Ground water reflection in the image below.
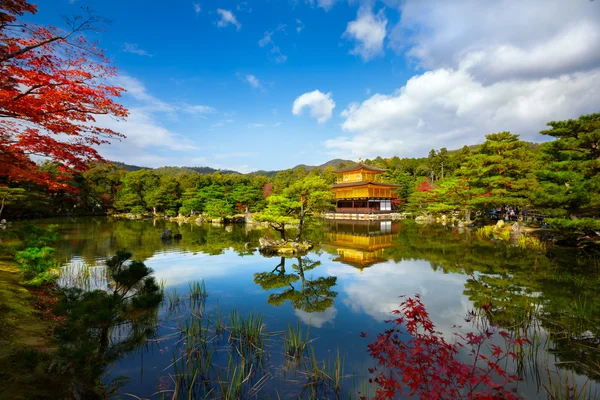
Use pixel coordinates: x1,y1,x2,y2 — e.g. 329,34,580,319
323,219,397,271
10,217,599,396
254,256,338,313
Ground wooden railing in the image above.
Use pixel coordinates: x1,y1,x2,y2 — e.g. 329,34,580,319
336,207,392,214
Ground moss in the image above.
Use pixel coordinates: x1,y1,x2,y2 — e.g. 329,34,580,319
0,262,72,399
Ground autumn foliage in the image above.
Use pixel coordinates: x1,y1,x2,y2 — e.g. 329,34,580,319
0,1,127,190
362,295,525,399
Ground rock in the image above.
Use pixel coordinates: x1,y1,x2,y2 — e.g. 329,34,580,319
195,217,205,225
512,222,523,232
225,225,233,233
441,215,447,221
457,221,465,228
160,229,173,239
0,219,6,225
259,237,270,247
244,242,252,249
173,233,182,240
496,220,505,229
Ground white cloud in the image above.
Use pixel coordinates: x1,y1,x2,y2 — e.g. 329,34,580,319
296,19,304,33
97,109,196,152
326,260,472,338
247,123,266,128
306,0,337,11
389,0,600,82
110,75,174,112
292,90,336,123
210,119,234,128
216,9,241,30
295,307,337,328
122,43,152,57
343,7,387,61
327,68,600,158
258,25,288,63
245,74,260,88
326,0,600,159
182,105,216,114
192,2,201,15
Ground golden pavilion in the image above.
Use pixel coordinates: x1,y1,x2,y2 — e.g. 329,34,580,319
332,162,400,213
325,219,397,271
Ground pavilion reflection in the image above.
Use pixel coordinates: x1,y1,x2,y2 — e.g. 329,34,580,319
324,219,399,272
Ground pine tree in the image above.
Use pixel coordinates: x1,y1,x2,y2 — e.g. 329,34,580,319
535,112,600,232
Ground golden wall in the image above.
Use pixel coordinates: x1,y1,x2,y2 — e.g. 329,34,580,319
334,186,393,199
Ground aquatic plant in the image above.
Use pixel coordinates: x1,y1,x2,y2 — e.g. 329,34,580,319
284,321,311,360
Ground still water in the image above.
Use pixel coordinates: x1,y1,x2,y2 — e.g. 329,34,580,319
40,217,600,398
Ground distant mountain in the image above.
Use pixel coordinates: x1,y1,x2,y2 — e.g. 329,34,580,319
109,162,241,175
250,159,354,177
110,158,356,177
291,158,354,171
110,161,144,172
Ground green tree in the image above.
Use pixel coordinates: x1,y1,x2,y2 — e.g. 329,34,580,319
284,175,333,241
459,132,537,211
114,169,160,213
254,194,300,239
534,113,600,232
0,186,25,218
145,175,182,215
229,184,263,213
204,198,235,218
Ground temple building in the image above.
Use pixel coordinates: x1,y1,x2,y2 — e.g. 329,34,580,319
332,162,400,214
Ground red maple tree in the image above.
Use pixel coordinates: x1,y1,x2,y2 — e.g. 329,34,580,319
362,295,525,399
0,0,127,190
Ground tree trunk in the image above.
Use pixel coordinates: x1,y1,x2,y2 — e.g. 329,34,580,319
99,326,110,358
0,197,4,219
296,206,305,242
465,208,471,223
273,223,286,240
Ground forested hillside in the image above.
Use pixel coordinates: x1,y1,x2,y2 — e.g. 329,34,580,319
1,113,598,232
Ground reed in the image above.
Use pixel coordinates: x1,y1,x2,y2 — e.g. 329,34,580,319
189,280,208,305
228,309,266,350
543,365,597,400
165,288,182,309
284,322,310,360
303,346,344,395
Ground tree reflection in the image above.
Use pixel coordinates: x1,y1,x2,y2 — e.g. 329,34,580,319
54,251,163,398
254,256,338,313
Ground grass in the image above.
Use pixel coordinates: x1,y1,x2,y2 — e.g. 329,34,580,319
0,261,72,399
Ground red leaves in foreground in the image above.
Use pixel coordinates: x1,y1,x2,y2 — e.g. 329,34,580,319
362,295,526,400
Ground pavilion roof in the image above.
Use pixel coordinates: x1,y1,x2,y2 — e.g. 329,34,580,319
332,181,401,188
333,163,387,174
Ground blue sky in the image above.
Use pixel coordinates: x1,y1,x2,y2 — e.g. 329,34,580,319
35,0,600,172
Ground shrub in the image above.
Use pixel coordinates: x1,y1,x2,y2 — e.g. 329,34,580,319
362,295,525,399
129,206,146,215
15,246,58,286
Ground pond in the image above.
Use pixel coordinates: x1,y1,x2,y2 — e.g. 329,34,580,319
27,217,600,398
